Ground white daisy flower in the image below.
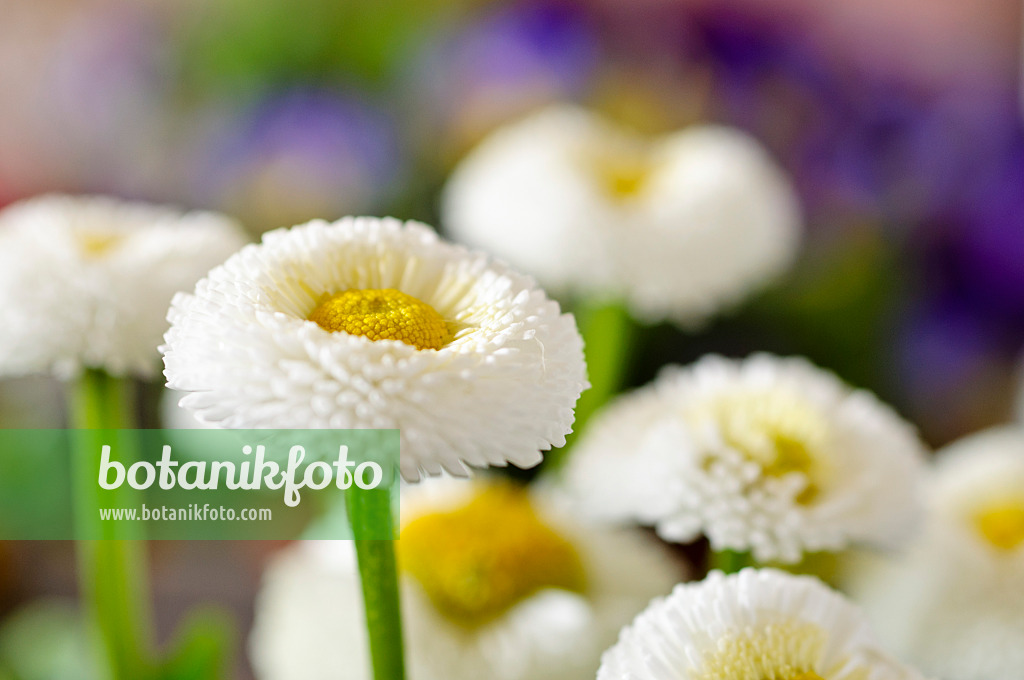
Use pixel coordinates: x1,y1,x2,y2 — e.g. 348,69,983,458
162,216,587,481
563,354,927,563
597,568,927,680
848,426,1024,680
441,105,802,326
249,479,681,680
0,194,248,379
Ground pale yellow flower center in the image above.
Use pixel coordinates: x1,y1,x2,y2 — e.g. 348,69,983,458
599,156,650,198
973,498,1024,551
692,391,832,503
308,288,449,351
398,485,587,627
77,230,124,256
586,142,653,200
695,621,831,680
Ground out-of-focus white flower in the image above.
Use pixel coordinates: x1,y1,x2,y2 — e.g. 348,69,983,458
597,568,926,680
849,426,1024,680
162,216,587,482
0,194,247,379
563,354,927,563
249,479,680,680
441,105,802,326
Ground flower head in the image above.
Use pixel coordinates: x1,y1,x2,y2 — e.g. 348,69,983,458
597,568,926,680
162,216,587,481
849,426,1024,680
442,105,802,326
250,478,680,680
0,194,247,378
563,354,927,563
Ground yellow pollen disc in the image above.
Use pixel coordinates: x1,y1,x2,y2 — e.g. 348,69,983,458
398,485,587,628
694,392,831,504
694,621,828,680
601,159,649,197
308,288,449,351
77,231,123,256
586,143,652,200
973,500,1024,551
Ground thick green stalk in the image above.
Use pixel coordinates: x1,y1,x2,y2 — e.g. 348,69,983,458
346,486,404,680
70,369,155,680
547,299,634,471
708,549,751,575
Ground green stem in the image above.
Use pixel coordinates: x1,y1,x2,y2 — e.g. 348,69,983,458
70,369,155,680
547,299,634,471
708,549,751,575
346,487,405,680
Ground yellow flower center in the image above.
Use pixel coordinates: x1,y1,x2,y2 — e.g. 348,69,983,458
692,392,832,504
586,142,653,200
973,499,1024,551
600,158,650,197
695,621,830,680
398,485,587,628
308,288,449,350
77,230,124,256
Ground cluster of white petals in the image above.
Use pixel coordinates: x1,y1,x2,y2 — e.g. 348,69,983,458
0,194,248,378
564,354,927,563
442,105,802,326
250,479,680,680
162,216,588,481
849,426,1024,680
597,568,926,680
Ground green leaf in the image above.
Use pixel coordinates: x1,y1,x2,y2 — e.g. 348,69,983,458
158,609,236,680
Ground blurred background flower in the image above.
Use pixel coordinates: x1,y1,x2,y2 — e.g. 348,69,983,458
403,3,601,164
847,426,1024,680
442,105,802,325
0,195,246,379
0,1,174,201
185,89,402,234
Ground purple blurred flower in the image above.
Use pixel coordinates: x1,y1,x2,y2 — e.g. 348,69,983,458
892,297,1017,441
942,150,1024,321
407,2,600,158
676,4,1024,432
190,89,402,232
0,2,171,199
